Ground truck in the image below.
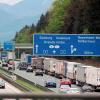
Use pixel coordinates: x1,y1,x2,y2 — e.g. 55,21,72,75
26,54,33,64
76,65,92,86
55,60,68,79
76,66,100,90
86,67,100,89
20,53,32,64
20,52,27,62
66,62,82,83
43,58,56,75
1,51,8,60
31,57,44,70
7,51,15,60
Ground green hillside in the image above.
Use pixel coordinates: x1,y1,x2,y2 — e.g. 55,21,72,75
14,0,100,43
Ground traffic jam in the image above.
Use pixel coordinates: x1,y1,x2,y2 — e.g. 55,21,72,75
0,52,100,94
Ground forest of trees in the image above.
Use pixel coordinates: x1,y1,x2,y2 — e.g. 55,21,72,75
14,0,100,59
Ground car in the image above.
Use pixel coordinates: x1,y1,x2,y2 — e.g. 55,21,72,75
2,61,8,67
26,66,33,72
59,85,70,93
8,64,15,70
7,60,15,70
0,79,5,89
60,79,71,87
35,69,43,76
67,88,81,94
45,79,57,88
18,62,28,70
81,84,93,92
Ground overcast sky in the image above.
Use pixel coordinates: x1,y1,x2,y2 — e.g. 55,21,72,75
0,0,54,43
0,0,23,6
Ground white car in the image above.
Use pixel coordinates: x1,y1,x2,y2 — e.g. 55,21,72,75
0,79,5,89
59,85,70,93
67,88,81,94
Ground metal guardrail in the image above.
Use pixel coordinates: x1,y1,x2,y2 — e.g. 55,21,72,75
0,67,53,92
0,93,100,100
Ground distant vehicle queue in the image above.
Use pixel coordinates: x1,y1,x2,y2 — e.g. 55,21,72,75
20,53,100,91
0,52,100,91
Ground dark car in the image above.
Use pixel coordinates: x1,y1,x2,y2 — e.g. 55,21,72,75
82,84,94,92
26,66,33,72
35,69,43,76
45,79,57,88
8,64,15,70
18,62,28,70
2,61,8,67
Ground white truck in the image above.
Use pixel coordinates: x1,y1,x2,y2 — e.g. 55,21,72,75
76,65,92,86
43,58,56,75
86,67,100,89
76,65,100,90
67,62,82,83
55,60,68,78
7,52,15,60
20,52,27,62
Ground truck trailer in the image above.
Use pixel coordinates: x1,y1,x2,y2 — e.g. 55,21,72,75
31,57,44,70
55,60,68,79
76,65,92,86
43,58,56,75
76,65,100,90
67,62,82,83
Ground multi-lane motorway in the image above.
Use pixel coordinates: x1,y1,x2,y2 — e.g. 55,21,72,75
1,61,99,94
13,68,79,93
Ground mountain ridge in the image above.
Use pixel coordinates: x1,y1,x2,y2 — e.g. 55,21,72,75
0,0,53,43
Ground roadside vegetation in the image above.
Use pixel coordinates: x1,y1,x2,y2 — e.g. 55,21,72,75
16,79,44,93
0,68,47,93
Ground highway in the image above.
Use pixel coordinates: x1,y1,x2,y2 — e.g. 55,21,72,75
1,65,79,93
0,78,22,94
1,61,99,94
13,68,79,93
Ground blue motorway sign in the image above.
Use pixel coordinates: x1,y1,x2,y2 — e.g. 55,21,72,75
4,41,14,51
1,51,7,57
33,34,100,56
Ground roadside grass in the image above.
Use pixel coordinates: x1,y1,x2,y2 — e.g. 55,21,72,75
0,68,45,93
16,79,44,93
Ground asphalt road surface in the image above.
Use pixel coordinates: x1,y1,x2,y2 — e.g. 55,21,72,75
0,78,22,94
2,62,100,94
13,68,79,93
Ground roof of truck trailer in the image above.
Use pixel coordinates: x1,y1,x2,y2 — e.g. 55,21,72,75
67,61,81,64
81,65,93,68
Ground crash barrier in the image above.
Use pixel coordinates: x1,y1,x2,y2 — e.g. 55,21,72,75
0,67,53,92
14,73,53,92
0,67,32,92
0,93,100,100
0,72,32,92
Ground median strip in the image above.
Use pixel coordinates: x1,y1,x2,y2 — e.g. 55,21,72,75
16,79,44,92
0,67,53,93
